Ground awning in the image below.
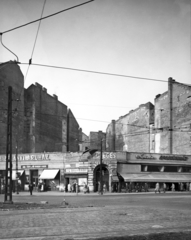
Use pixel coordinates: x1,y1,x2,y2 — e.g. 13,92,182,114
119,173,191,183
12,170,24,180
112,176,119,182
39,169,59,180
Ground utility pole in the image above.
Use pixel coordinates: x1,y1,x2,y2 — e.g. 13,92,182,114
4,86,13,204
100,138,103,195
15,142,19,194
168,77,174,154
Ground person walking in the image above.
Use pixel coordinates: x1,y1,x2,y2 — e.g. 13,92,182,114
155,182,160,193
171,183,175,192
129,182,132,193
163,183,166,193
29,182,33,195
103,183,107,193
144,182,148,192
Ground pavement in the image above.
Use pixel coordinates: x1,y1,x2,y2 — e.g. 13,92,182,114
0,191,191,239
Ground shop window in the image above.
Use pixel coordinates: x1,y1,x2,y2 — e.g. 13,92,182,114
182,167,191,173
163,166,178,172
147,165,160,172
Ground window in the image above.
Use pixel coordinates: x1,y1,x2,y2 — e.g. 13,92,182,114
182,167,191,173
163,166,177,172
147,165,160,172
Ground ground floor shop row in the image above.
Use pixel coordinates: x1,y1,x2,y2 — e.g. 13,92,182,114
1,151,191,193
1,167,191,194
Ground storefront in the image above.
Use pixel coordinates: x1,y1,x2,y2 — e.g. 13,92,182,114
117,152,191,192
64,160,89,192
1,151,191,193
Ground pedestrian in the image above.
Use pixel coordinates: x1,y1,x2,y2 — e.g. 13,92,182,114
29,182,33,195
38,182,41,192
163,183,166,193
103,183,106,193
135,183,139,193
180,182,184,191
171,183,175,192
186,182,189,191
155,182,160,193
98,181,100,193
129,182,132,193
189,182,191,191
68,183,71,192
144,182,148,192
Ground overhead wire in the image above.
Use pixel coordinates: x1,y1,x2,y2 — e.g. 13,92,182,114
15,0,47,147
1,0,94,35
18,62,168,83
0,107,191,133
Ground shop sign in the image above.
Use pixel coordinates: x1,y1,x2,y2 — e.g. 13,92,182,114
0,154,50,162
93,152,116,159
159,155,187,161
14,154,50,161
135,154,155,159
21,165,48,169
65,168,88,173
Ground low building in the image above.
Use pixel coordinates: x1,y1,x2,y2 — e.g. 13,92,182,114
1,151,191,193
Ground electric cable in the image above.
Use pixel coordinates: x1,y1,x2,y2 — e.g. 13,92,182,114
14,0,47,147
0,34,19,62
19,62,167,83
1,0,94,35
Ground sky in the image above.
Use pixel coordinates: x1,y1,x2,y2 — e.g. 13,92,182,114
0,0,191,135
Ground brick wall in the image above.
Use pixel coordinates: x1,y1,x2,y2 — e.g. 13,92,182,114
24,83,68,153
0,61,24,154
89,131,106,151
106,102,154,152
67,109,81,152
154,80,191,154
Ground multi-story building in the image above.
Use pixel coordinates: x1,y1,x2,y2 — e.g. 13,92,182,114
154,78,191,155
106,78,191,155
106,102,154,152
0,61,82,154
0,61,24,154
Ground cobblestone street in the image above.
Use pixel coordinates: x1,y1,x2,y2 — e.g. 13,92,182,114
0,192,191,239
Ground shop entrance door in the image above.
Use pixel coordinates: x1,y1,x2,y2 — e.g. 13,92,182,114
95,165,109,192
30,170,38,190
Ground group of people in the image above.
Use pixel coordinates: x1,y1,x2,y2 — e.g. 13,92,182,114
155,182,191,193
67,182,78,193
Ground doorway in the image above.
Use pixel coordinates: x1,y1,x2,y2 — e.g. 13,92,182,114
94,164,109,192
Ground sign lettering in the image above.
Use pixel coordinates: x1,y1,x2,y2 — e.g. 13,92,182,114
159,155,187,161
136,154,155,159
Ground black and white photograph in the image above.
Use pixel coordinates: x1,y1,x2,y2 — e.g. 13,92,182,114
0,0,191,239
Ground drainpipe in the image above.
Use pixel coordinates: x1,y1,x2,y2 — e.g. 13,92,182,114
168,77,174,154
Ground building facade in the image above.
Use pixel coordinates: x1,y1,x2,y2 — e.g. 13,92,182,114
1,150,191,193
106,102,154,152
106,78,191,155
154,78,191,154
0,61,83,154
0,61,24,154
